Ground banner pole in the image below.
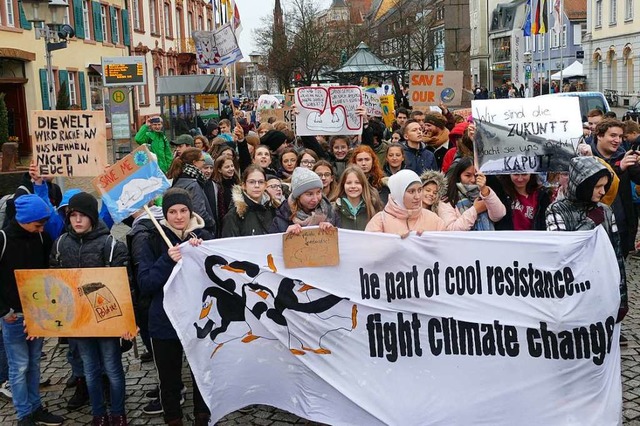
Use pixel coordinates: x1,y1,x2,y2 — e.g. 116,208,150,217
144,205,172,248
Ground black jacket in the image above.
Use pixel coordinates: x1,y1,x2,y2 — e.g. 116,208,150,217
0,220,52,316
50,221,128,269
221,186,279,237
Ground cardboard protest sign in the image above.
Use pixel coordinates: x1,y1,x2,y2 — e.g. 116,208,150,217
409,71,464,107
92,145,171,223
15,267,136,337
192,23,243,68
166,228,621,425
473,97,582,174
31,110,107,177
362,89,383,117
379,94,395,128
295,86,362,136
283,228,339,268
285,92,295,107
259,108,296,133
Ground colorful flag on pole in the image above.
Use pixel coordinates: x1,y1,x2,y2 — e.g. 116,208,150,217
532,0,540,34
540,0,548,34
233,1,242,31
552,0,562,34
523,0,532,36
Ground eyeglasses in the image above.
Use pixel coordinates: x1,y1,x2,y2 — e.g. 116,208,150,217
316,172,332,178
301,160,316,166
267,184,282,190
246,179,266,186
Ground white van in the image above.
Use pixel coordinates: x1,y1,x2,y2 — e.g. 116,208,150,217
538,92,610,122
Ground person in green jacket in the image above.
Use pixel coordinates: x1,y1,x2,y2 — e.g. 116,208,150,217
135,116,173,173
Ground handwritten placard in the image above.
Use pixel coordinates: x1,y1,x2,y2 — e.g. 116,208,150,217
93,145,170,223
283,228,339,269
31,110,107,177
409,71,464,107
379,94,395,127
362,90,383,117
295,86,362,136
472,97,582,174
15,267,136,337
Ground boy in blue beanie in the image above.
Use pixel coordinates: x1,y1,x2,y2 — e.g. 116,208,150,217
0,195,64,426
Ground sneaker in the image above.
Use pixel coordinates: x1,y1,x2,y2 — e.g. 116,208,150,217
67,377,89,410
142,392,186,415
139,352,154,363
32,406,63,426
0,381,12,399
17,415,36,426
145,385,186,400
65,375,77,389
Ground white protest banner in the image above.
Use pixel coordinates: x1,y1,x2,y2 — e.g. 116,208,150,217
409,71,464,107
473,97,582,174
165,228,621,426
193,23,243,69
31,110,107,177
295,86,362,136
92,145,170,223
362,89,382,117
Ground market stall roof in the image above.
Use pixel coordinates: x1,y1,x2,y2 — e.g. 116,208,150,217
332,42,405,75
156,74,227,96
550,61,585,80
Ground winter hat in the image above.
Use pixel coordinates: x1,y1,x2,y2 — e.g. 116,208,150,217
260,130,287,152
290,167,323,199
424,113,447,129
15,194,51,224
149,116,162,124
58,188,82,212
388,169,421,209
172,134,194,146
203,153,215,167
67,192,99,226
162,188,193,218
450,121,470,137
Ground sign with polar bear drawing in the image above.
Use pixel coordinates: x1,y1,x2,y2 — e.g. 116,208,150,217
295,86,363,136
192,23,243,69
15,267,136,337
92,145,170,223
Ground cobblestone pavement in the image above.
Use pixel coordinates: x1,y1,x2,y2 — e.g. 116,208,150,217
1,177,639,425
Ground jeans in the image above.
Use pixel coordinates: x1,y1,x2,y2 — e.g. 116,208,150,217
75,338,125,416
0,326,9,383
67,339,84,378
3,316,43,420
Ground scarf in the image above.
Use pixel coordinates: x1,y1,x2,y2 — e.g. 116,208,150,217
182,163,206,185
455,183,494,231
160,213,205,241
291,195,334,227
384,196,422,221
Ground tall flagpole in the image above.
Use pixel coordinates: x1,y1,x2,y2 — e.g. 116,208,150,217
559,0,564,90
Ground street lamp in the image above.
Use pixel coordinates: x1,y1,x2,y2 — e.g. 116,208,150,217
22,0,75,108
248,52,262,100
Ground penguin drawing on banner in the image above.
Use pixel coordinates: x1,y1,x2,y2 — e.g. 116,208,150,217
194,255,358,357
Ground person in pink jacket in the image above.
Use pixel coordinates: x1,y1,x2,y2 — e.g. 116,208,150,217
440,157,506,230
365,170,446,236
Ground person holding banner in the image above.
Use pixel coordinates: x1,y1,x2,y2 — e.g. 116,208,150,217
365,169,445,235
135,188,212,426
420,170,448,215
269,167,340,234
494,174,554,231
546,156,628,323
49,192,131,426
331,166,382,231
135,117,173,174
441,157,506,231
0,195,64,426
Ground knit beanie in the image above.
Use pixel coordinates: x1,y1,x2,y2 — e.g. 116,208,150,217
172,134,194,146
67,192,99,226
15,194,51,224
203,153,215,167
450,121,469,137
58,188,82,212
388,169,421,209
162,188,193,218
290,167,323,199
260,130,287,152
424,113,447,129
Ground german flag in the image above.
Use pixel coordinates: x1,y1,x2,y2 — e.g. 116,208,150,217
539,0,548,33
532,0,541,34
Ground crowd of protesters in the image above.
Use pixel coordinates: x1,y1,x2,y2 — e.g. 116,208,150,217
0,95,637,425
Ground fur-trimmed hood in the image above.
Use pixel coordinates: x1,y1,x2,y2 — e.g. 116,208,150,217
420,170,448,212
231,184,281,219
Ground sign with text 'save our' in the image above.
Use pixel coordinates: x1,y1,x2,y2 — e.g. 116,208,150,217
473,97,582,174
102,56,146,87
165,228,621,426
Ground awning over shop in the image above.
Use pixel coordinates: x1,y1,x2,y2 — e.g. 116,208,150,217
156,74,227,96
88,64,102,75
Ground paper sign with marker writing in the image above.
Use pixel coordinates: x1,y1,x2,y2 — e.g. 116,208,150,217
295,86,362,136
92,145,171,223
31,110,107,177
283,228,339,268
409,71,464,107
379,95,395,128
16,267,136,337
472,97,582,174
362,90,383,117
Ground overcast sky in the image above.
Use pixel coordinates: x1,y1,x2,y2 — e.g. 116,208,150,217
235,0,332,58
